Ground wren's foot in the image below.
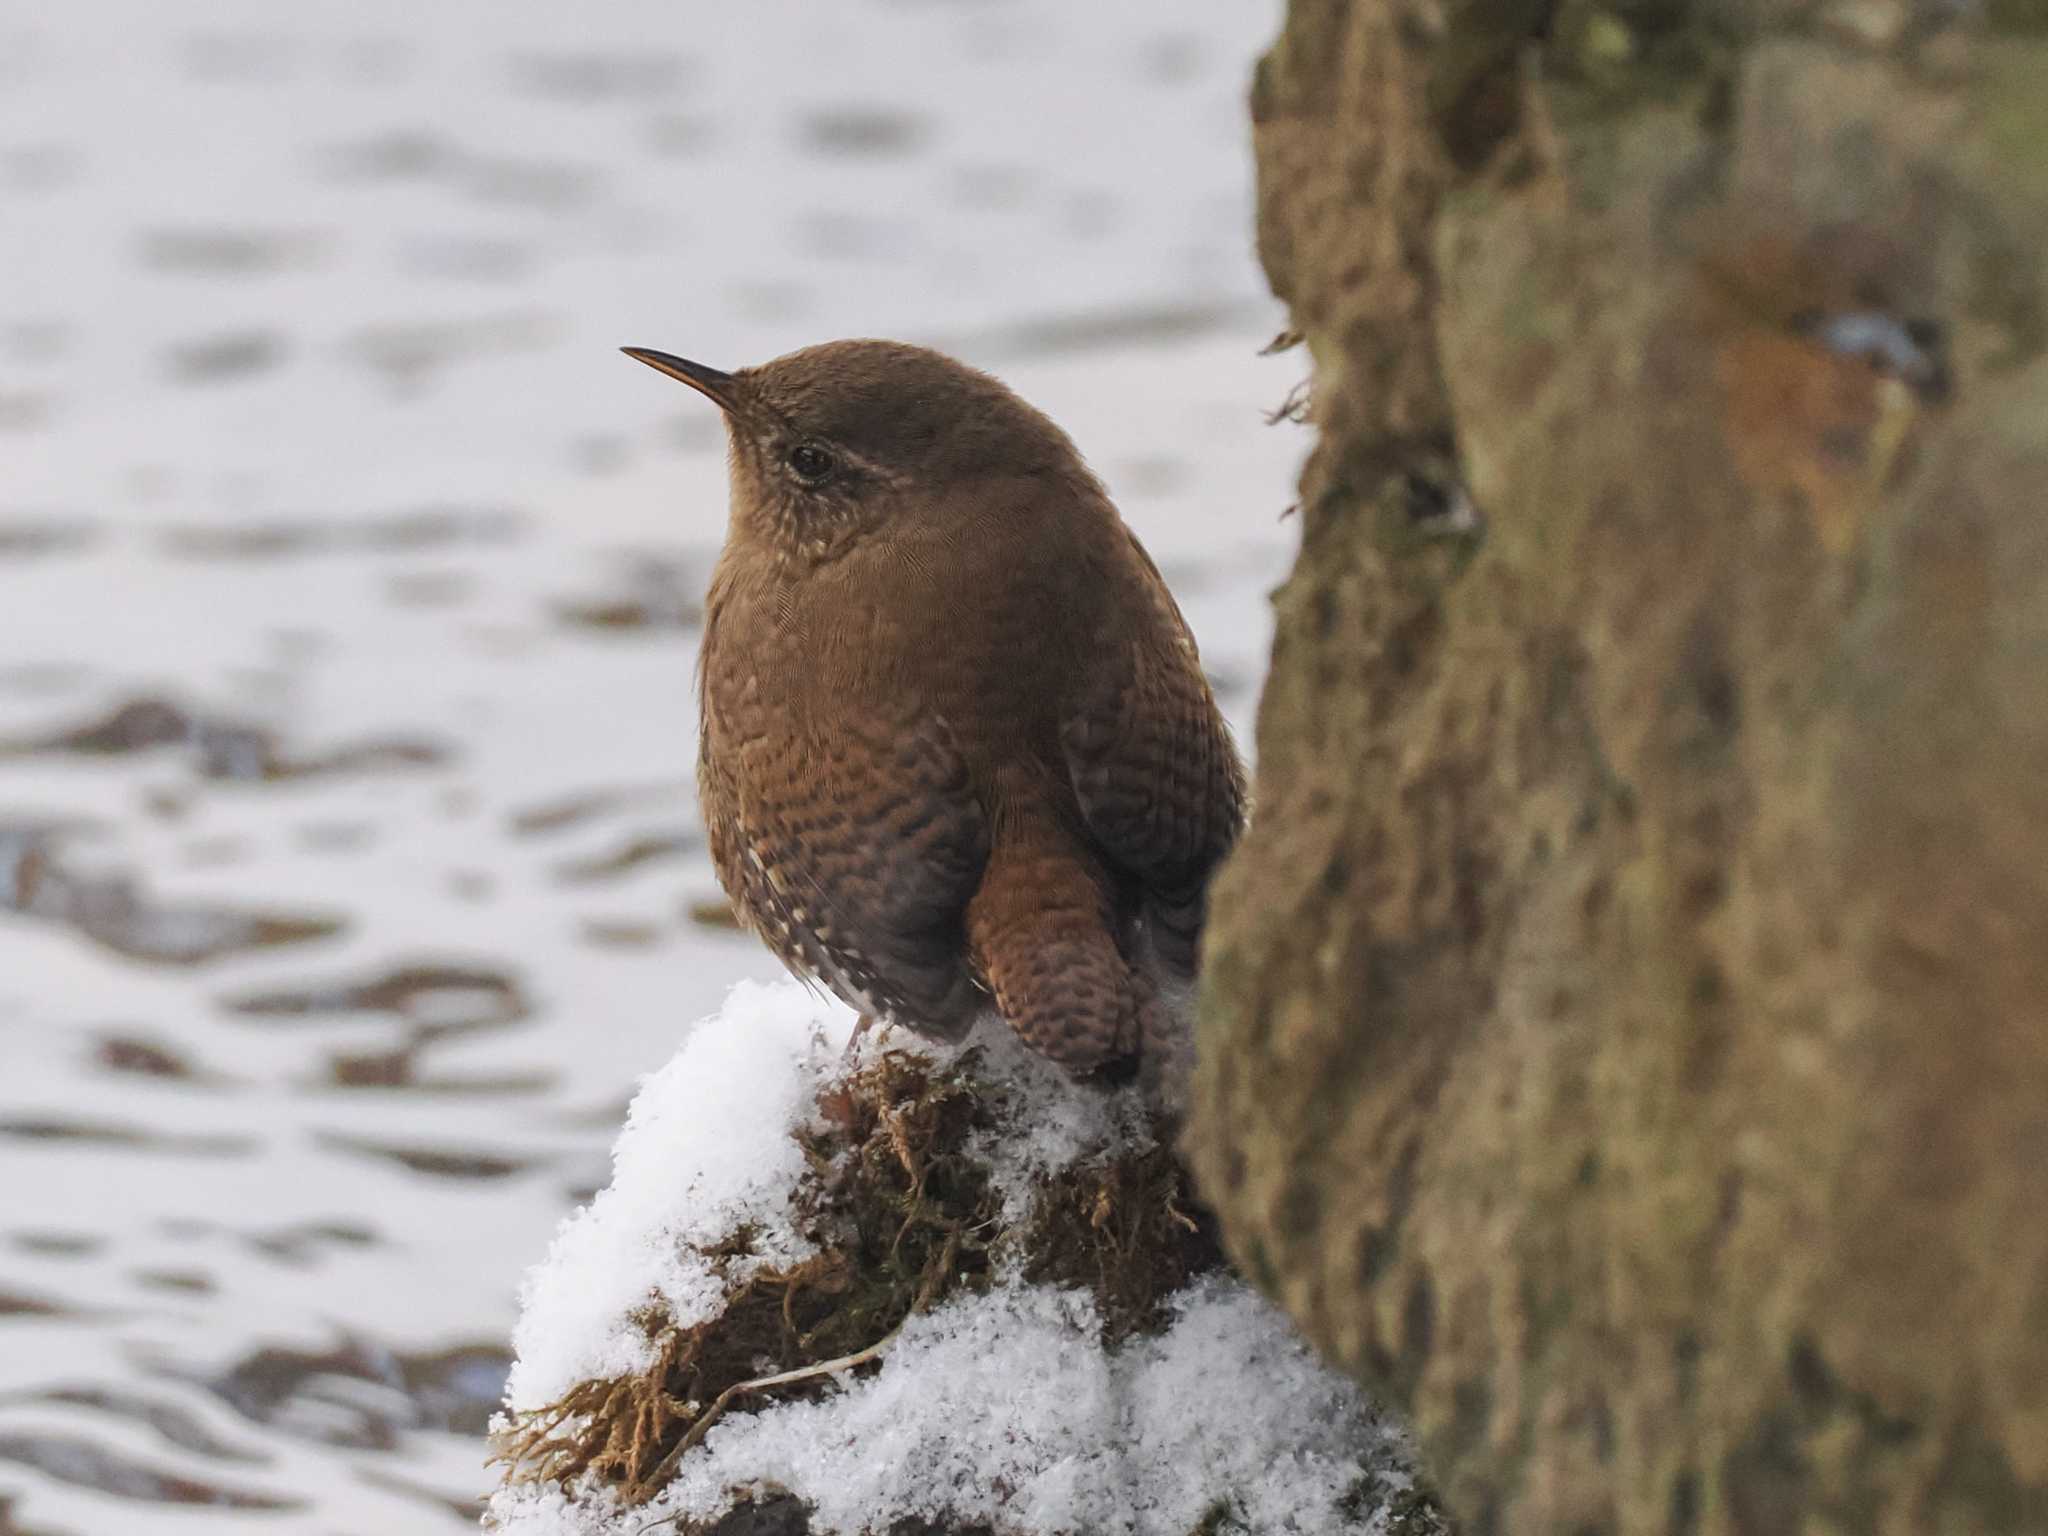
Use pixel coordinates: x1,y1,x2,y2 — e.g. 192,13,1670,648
1134,967,1193,1115
843,1012,878,1061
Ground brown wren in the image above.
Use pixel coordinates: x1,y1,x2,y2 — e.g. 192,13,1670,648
624,338,1246,1099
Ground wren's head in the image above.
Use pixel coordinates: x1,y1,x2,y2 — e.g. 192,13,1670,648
622,339,1091,561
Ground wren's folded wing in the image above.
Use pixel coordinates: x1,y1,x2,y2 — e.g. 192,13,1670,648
703,713,991,1034
1061,543,1248,976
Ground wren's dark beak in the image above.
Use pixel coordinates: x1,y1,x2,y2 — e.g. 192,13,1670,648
621,347,741,413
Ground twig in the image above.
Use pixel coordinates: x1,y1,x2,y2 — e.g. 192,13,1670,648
637,1327,905,1497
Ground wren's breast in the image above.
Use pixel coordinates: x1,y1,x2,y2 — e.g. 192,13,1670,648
698,555,810,722
700,523,1105,860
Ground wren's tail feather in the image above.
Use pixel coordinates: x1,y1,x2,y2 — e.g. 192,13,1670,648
964,841,1146,1077
970,905,1138,1075
963,843,1200,1107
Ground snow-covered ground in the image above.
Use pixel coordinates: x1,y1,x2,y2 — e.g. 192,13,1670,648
0,3,1303,1531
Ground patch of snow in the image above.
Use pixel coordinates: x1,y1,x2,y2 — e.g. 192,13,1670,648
957,1017,1157,1224
491,980,1419,1535
504,981,857,1409
636,1277,1406,1536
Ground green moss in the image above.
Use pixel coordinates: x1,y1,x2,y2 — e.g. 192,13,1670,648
1556,4,1642,91
1967,43,2048,367
1430,0,1736,167
1936,1418,2048,1533
1989,0,2048,33
1430,0,1553,170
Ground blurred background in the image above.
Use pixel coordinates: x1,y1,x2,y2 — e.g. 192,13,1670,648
0,2,1301,1530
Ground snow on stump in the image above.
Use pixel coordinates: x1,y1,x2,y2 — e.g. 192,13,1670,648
485,981,1437,1536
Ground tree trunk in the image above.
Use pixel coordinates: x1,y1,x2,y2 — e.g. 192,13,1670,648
1189,4,2048,1532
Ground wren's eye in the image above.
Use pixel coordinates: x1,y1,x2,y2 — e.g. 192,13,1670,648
787,443,835,484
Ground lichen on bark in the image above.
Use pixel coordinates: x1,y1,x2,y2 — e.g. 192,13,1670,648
1191,3,2048,1532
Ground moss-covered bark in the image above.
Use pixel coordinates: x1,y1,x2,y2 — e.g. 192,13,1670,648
1191,4,2048,1532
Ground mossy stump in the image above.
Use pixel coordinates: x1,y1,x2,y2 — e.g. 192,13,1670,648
1193,3,2048,1533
